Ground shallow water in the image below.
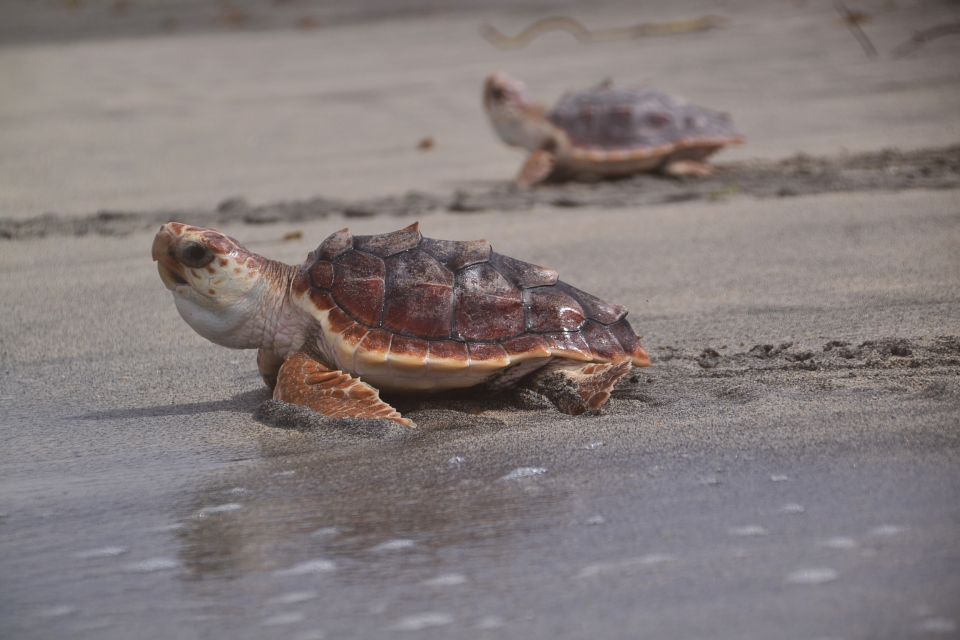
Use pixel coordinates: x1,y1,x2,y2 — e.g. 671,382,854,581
4,409,959,639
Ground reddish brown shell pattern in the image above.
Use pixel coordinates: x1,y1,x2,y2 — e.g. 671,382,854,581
296,223,649,370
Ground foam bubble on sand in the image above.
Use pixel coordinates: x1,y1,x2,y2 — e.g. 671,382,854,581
584,441,605,450
475,615,504,629
501,467,546,480
916,617,956,633
777,503,805,514
267,591,318,605
585,515,606,526
422,573,467,587
261,612,305,626
225,487,248,495
272,470,297,478
391,612,454,630
274,559,336,576
447,455,465,468
74,546,128,559
869,524,906,537
310,526,339,538
370,539,415,552
35,605,77,618
577,553,675,578
124,557,179,573
785,568,838,585
368,601,388,615
818,536,859,550
728,525,769,536
194,503,243,517
770,474,790,482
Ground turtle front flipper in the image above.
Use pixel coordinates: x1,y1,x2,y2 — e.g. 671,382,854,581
517,149,556,186
273,352,413,427
524,359,632,416
662,159,714,178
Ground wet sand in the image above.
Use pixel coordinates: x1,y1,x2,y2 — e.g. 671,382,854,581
2,0,960,639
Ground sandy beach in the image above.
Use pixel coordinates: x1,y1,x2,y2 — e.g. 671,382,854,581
1,1,959,639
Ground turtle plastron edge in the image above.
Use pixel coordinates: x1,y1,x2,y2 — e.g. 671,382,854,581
273,352,415,428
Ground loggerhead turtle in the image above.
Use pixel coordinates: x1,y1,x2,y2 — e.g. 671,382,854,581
483,72,743,186
152,222,650,427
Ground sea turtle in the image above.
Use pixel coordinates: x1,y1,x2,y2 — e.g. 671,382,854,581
483,72,743,186
153,222,650,427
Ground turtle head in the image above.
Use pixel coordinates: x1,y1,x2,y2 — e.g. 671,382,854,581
483,72,554,151
152,223,281,349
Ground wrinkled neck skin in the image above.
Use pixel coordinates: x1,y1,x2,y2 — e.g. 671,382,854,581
173,259,308,356
490,102,564,153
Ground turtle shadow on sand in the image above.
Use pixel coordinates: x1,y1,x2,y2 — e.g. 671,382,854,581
252,388,524,442
73,388,269,421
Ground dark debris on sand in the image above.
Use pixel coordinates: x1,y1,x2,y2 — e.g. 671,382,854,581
3,145,959,240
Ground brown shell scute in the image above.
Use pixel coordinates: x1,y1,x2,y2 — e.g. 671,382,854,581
455,263,524,341
582,321,627,360
309,261,333,289
389,335,429,362
558,283,626,324
316,228,353,261
489,253,559,288
428,340,469,363
333,251,385,326
608,318,648,363
382,250,454,339
523,287,586,332
354,223,422,257
420,237,491,271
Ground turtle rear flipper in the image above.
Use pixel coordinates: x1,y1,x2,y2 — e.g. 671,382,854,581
274,352,414,427
524,359,631,415
517,150,556,186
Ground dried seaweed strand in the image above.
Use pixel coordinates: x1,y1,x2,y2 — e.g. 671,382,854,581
480,15,727,50
834,0,878,58
892,22,960,58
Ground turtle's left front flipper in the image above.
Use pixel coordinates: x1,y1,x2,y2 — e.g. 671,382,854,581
274,352,414,427
517,150,556,186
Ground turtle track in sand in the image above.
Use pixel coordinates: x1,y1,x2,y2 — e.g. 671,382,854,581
2,145,958,240
617,335,960,413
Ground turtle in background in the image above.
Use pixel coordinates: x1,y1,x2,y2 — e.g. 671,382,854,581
153,222,650,427
483,71,743,186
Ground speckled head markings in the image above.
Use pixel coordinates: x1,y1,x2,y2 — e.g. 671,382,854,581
483,72,744,185
152,222,297,350
154,222,650,426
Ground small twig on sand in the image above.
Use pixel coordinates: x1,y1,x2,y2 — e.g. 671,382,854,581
834,0,877,58
892,22,960,58
480,15,727,50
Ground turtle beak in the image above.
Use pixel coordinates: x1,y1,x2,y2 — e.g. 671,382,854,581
152,225,188,290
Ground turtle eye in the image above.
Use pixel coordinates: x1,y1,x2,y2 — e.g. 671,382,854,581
489,86,506,101
179,242,214,268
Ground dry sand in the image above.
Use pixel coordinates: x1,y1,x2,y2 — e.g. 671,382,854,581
1,1,960,639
